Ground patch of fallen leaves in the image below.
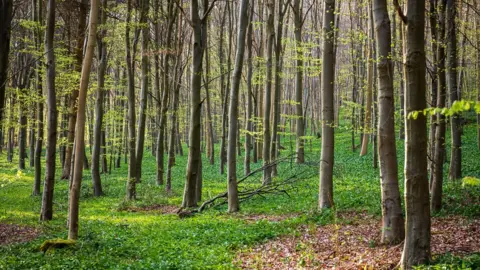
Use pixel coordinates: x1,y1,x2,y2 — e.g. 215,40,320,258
0,224,40,246
123,204,179,214
236,215,479,269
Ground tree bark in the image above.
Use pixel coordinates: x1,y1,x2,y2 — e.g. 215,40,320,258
0,0,12,151
33,0,43,196
227,0,249,212
400,0,431,267
373,0,404,244
244,2,254,176
447,0,462,180
68,0,99,239
431,0,447,213
135,0,150,182
262,0,274,185
40,0,57,221
125,0,137,200
91,0,107,197
294,0,305,163
319,0,336,209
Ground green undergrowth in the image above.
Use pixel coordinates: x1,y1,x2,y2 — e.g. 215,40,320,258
0,124,479,269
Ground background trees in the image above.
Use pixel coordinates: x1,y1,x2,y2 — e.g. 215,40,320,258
1,1,479,268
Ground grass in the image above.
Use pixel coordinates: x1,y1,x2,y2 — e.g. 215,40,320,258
0,123,479,269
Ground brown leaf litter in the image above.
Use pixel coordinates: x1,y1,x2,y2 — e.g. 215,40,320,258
236,215,480,269
0,223,40,246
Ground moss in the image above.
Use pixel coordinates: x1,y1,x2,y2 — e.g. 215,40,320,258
39,239,76,253
462,177,480,188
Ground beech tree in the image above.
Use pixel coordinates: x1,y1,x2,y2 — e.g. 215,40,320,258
396,0,431,267
318,0,336,209
373,0,404,244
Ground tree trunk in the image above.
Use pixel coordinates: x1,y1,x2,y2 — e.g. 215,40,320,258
373,0,404,244
262,0,274,185
125,0,137,200
135,0,150,182
91,0,107,197
182,0,208,208
68,0,99,239
400,0,431,267
447,0,461,180
431,0,447,213
0,0,12,152
319,0,336,209
33,0,43,196
40,0,57,221
227,0,249,212
294,0,304,163
62,0,88,180
244,2,254,176
359,6,374,157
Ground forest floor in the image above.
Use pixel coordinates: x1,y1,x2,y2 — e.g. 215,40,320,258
0,125,479,269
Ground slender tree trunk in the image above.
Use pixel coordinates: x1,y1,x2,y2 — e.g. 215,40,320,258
68,0,99,239
40,0,57,221
125,0,137,200
294,0,304,163
360,6,374,157
33,0,43,196
399,0,431,267
431,0,447,213
62,0,88,180
318,0,336,209
204,41,215,165
262,0,274,185
477,0,480,150
374,0,404,244
227,0,249,212
429,0,438,186
447,0,461,180
91,0,107,197
244,2,254,176
135,0,150,182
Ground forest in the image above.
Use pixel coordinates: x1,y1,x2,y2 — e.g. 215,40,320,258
0,0,479,268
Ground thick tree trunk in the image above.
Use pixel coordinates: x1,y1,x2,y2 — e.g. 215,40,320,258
373,0,404,244
182,0,207,208
62,0,88,180
319,0,336,209
447,0,462,180
227,0,249,212
68,0,99,239
135,0,150,182
400,0,431,267
91,0,107,197
477,0,480,150
0,0,12,150
40,0,57,221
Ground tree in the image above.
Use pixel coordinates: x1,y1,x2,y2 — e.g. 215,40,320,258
396,0,431,267
293,0,305,164
182,0,215,208
32,0,43,196
447,0,462,180
68,0,100,239
227,0,249,213
125,0,137,200
319,0,336,209
431,0,447,213
40,0,57,221
0,0,13,150
244,1,254,175
91,0,108,197
262,0,274,185
134,0,149,182
373,0,404,244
